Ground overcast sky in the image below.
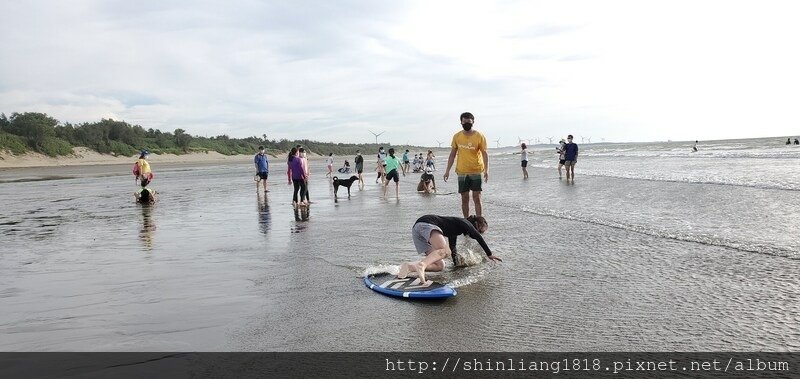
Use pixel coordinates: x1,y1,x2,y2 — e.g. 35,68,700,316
2,0,799,146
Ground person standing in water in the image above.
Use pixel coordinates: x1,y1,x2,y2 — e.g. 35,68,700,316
299,148,311,203
383,148,402,199
443,112,489,218
402,149,410,176
556,140,566,179
563,134,579,181
287,148,308,207
354,149,365,189
325,153,334,178
375,146,387,183
520,143,529,179
398,215,501,284
133,150,153,185
692,140,698,152
254,146,270,193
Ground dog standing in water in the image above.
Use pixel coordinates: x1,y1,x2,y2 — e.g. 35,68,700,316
333,175,359,198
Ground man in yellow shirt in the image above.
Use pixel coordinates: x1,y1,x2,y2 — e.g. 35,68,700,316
443,112,488,218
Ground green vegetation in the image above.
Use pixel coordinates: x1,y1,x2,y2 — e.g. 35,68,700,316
0,112,422,158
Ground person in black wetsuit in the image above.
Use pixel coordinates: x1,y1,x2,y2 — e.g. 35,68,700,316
398,214,502,283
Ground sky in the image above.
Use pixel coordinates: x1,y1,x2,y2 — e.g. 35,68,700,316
1,0,799,146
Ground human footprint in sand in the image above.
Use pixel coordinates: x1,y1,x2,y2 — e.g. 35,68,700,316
398,215,501,284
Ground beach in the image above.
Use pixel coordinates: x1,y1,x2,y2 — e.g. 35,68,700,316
1,138,798,351
0,147,256,169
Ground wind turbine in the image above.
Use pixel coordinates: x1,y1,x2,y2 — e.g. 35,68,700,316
368,130,385,144
546,136,554,144
494,138,501,148
586,137,592,143
437,140,444,148
534,137,540,144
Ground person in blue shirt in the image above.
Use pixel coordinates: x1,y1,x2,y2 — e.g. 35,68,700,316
402,149,410,176
254,146,270,193
563,134,579,181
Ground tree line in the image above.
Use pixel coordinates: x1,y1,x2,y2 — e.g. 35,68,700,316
0,112,419,158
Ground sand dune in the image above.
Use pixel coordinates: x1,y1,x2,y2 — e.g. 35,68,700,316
0,147,255,168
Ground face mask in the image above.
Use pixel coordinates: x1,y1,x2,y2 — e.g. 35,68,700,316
462,123,473,131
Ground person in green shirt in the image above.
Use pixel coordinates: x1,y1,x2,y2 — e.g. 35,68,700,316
383,148,402,199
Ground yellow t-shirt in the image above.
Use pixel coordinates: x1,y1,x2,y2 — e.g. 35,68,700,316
451,130,487,174
137,158,151,174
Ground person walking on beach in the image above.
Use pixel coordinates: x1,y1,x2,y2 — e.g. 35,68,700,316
443,112,489,218
354,150,365,189
563,134,579,181
520,143,529,179
325,153,334,178
133,150,153,185
397,215,501,284
254,146,270,193
383,148,402,199
402,149,410,176
556,140,566,179
287,148,308,207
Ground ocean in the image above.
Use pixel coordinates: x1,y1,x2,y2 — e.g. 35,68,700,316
1,137,798,351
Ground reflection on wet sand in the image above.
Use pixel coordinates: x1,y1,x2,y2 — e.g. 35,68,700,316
139,204,156,250
291,206,310,233
257,194,271,234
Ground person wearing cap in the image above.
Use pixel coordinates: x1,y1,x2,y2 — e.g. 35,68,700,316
443,112,489,218
417,166,437,193
134,150,153,185
563,134,579,180
254,146,270,193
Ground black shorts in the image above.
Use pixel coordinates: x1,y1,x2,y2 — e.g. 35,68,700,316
257,172,269,180
385,169,399,183
521,160,528,168
559,159,566,165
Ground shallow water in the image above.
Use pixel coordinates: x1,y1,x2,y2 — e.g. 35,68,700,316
1,139,799,351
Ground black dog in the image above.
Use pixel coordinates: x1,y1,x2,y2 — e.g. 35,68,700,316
332,175,359,198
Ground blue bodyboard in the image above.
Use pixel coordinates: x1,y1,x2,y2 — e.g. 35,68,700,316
364,273,456,299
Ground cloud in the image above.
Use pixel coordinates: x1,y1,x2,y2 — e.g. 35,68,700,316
2,0,800,145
